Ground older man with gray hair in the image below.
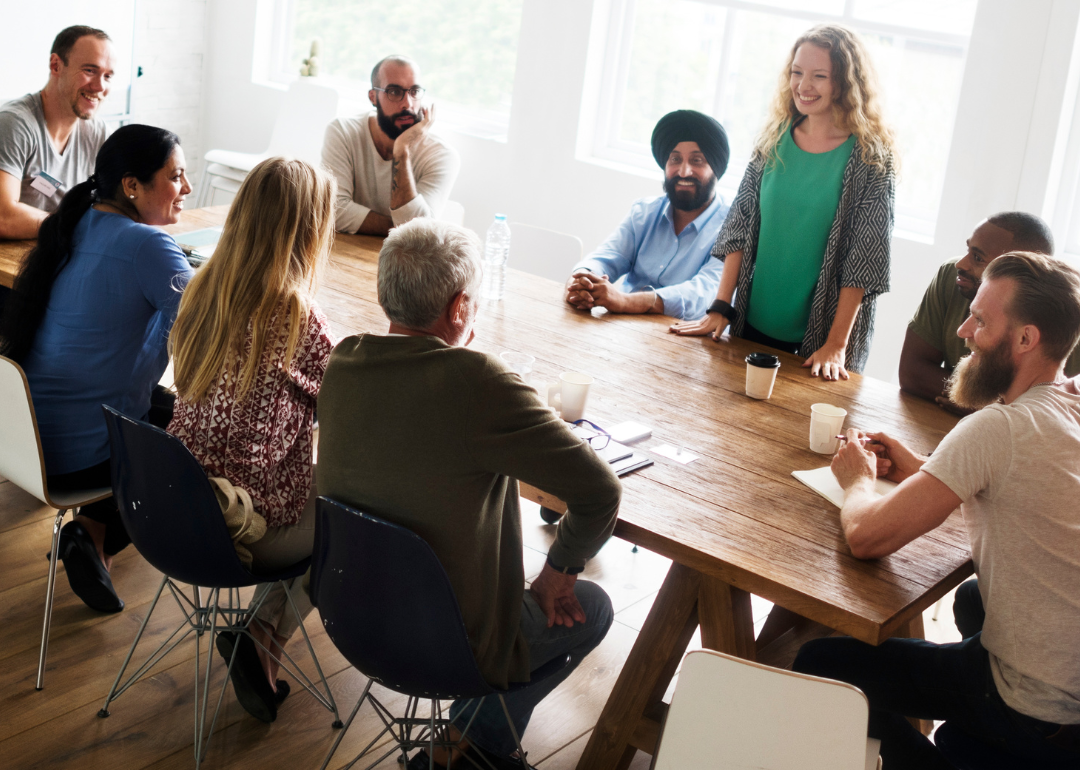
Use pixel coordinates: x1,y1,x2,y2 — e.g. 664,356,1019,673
317,218,621,770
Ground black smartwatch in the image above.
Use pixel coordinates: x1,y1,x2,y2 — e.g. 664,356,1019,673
708,299,738,324
545,555,584,575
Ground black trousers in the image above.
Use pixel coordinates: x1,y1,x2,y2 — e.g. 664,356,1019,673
793,579,1080,768
738,320,801,355
46,385,175,556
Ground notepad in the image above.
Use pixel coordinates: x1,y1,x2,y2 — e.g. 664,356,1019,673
176,227,223,266
791,466,897,509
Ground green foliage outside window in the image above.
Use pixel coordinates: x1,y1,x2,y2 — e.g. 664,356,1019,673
291,0,524,114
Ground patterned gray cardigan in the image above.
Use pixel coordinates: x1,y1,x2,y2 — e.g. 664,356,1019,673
711,147,895,373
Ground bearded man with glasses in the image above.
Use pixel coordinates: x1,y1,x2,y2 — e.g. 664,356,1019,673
322,54,460,236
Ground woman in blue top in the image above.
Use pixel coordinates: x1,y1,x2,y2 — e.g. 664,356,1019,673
0,124,193,612
672,25,896,379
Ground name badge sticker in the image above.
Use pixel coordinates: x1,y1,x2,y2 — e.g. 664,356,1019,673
30,171,63,197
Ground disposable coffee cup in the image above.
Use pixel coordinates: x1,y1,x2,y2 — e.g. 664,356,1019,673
547,372,593,422
745,352,781,399
809,403,847,454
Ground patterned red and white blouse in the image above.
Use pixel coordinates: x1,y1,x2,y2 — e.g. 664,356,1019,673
168,304,336,528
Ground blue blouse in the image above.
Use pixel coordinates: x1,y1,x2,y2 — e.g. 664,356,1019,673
22,208,193,474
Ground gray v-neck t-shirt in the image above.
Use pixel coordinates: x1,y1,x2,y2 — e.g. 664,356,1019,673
0,92,107,212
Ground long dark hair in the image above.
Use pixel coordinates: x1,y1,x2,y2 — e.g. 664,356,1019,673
0,124,180,362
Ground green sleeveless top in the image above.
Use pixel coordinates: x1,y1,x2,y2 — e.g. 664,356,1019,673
747,128,855,342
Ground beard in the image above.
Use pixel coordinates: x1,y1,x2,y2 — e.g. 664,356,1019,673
956,267,979,300
946,336,1017,409
663,173,716,212
375,99,418,140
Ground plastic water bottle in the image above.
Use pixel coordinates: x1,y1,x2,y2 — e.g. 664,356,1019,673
482,214,511,301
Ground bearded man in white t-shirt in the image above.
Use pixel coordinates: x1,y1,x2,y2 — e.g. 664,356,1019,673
321,55,460,237
793,251,1080,769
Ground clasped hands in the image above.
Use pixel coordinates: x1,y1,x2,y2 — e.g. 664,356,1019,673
565,269,647,314
830,428,925,491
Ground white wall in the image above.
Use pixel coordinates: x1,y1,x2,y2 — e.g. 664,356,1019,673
198,0,1080,384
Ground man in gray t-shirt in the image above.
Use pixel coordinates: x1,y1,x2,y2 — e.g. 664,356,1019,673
793,252,1080,767
0,26,114,240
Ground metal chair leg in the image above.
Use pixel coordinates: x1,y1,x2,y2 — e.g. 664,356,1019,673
36,507,69,690
98,574,170,716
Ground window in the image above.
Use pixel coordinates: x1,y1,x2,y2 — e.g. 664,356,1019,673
591,0,978,238
275,0,524,139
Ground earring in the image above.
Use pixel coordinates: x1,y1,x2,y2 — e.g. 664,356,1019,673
129,194,135,199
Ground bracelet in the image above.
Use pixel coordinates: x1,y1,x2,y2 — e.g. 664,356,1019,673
708,299,737,324
546,555,584,575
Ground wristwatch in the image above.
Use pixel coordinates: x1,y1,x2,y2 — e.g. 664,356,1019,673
709,299,738,324
546,555,584,575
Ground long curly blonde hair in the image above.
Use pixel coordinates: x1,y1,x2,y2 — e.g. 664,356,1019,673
755,24,897,173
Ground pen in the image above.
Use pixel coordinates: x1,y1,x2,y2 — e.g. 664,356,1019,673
836,435,873,443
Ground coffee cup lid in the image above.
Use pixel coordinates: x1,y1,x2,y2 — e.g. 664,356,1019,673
746,352,780,368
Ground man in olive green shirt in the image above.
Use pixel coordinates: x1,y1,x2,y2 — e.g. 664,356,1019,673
317,218,620,770
900,211,1079,413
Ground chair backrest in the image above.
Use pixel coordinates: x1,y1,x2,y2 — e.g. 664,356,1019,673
267,79,340,165
653,650,871,770
441,200,465,226
102,406,256,588
312,497,494,700
506,222,583,283
0,355,49,503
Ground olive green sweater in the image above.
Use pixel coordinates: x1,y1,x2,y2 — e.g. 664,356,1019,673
317,334,621,687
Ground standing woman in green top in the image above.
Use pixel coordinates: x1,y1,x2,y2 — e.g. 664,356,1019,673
671,24,896,380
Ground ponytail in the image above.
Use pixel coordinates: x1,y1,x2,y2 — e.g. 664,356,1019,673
0,179,95,361
0,124,180,362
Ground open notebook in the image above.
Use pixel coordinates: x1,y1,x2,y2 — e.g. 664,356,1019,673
791,466,897,509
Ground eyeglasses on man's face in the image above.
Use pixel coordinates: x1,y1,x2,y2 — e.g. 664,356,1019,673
373,85,426,102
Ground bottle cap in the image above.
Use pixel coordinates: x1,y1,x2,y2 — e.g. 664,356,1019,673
745,352,780,369
495,214,506,221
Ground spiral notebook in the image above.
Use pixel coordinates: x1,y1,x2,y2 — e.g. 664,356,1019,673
791,466,897,509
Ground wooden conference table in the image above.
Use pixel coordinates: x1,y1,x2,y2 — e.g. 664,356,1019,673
0,207,973,768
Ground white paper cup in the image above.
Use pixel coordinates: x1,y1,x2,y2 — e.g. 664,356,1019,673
745,352,780,399
809,403,848,454
500,351,535,379
547,372,593,422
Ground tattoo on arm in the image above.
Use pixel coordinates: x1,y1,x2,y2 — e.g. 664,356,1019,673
391,158,400,193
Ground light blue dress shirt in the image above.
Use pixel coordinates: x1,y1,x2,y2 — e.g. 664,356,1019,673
21,208,193,474
574,193,729,320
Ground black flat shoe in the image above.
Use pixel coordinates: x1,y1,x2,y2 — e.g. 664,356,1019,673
274,679,290,706
58,520,123,613
216,631,277,723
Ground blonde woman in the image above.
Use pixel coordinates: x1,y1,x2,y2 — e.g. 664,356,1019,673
672,24,896,380
167,157,337,723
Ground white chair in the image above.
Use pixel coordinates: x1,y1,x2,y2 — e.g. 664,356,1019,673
441,199,465,226
196,79,340,207
506,222,583,283
0,356,111,690
652,650,881,770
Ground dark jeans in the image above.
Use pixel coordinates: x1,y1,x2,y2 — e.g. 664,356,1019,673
46,385,176,556
792,579,1080,769
738,319,801,355
449,581,613,757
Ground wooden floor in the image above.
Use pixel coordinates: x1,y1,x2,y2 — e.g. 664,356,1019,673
0,474,960,770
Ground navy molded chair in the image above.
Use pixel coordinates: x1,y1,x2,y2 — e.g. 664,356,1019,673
312,497,569,770
98,406,340,767
935,721,1075,770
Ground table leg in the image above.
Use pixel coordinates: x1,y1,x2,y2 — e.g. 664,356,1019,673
697,575,755,660
576,562,701,770
896,614,933,736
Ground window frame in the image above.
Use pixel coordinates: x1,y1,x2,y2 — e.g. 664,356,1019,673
266,0,516,141
589,0,975,240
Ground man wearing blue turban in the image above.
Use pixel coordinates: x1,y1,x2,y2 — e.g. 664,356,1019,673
565,109,731,319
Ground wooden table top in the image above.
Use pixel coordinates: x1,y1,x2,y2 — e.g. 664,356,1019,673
4,206,972,644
